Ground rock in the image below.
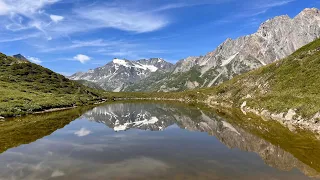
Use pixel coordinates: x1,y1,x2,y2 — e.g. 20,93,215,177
271,113,285,121
240,101,247,115
246,94,252,98
285,109,297,121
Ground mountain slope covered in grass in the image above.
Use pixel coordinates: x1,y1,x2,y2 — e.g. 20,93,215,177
0,53,107,117
206,38,320,118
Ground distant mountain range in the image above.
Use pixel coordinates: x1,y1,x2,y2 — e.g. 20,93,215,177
69,58,174,92
70,8,320,92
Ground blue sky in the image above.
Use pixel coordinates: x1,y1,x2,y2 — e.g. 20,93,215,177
0,0,318,76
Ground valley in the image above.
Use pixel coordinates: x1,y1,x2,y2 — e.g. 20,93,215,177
0,3,320,179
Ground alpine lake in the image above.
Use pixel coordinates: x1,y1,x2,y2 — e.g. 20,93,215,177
0,102,320,180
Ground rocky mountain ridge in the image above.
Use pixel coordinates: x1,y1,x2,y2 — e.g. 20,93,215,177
69,58,174,91
70,8,320,92
127,8,320,92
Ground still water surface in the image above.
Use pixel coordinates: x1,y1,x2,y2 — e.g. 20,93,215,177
0,102,319,179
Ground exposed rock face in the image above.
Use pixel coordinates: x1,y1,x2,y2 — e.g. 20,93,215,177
69,58,173,91
128,8,320,92
173,56,199,73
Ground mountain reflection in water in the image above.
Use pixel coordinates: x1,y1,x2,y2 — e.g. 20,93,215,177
0,102,319,180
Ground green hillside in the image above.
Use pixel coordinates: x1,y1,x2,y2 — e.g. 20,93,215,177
0,53,107,117
75,80,104,90
206,38,320,118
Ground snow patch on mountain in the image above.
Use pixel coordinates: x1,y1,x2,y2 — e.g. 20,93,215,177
113,116,159,132
113,59,129,67
221,53,239,66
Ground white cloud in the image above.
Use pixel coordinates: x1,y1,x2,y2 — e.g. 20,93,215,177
73,54,91,64
0,1,9,15
73,6,169,33
27,56,42,64
0,33,40,42
253,0,295,9
0,0,61,40
41,39,113,52
0,0,60,16
50,15,64,23
0,0,234,41
74,128,91,137
40,39,137,52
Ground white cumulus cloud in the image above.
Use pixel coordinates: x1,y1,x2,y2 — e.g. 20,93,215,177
74,128,91,137
73,54,91,64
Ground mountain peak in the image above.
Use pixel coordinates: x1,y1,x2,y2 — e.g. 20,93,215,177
301,7,319,14
296,8,320,18
13,54,28,61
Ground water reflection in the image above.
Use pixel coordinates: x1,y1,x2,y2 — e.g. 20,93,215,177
0,102,319,179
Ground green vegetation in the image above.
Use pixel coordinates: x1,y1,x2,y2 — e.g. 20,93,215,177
204,38,320,118
76,80,104,90
0,53,108,117
124,71,171,92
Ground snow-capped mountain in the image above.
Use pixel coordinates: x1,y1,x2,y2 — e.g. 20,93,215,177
69,58,174,91
126,8,320,92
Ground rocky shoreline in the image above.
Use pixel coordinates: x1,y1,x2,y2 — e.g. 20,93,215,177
239,102,320,134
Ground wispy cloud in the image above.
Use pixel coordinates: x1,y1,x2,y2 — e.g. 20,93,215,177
252,0,295,9
40,39,136,52
75,6,169,33
0,33,40,43
211,0,295,25
0,0,62,40
0,0,60,16
0,0,237,42
152,0,235,12
27,56,42,64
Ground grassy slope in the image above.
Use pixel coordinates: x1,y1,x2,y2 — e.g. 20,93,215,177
76,80,104,90
0,53,107,117
205,38,320,118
